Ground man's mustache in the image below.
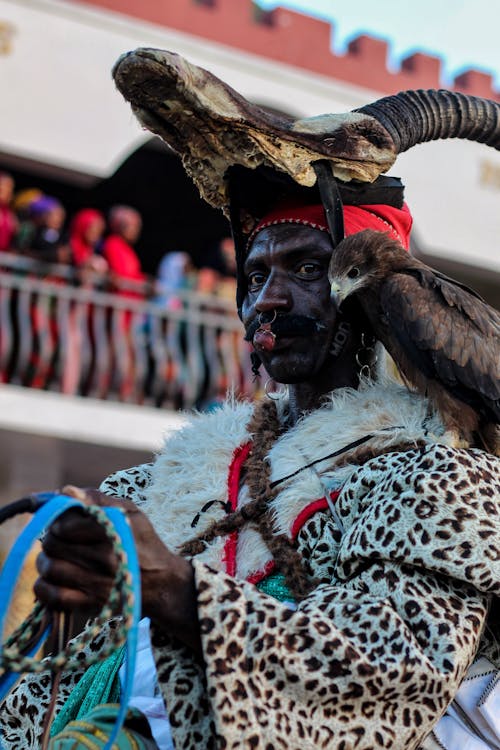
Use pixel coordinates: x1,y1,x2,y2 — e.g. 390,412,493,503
244,314,327,342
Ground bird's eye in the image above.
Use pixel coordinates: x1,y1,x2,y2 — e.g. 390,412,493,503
347,267,360,279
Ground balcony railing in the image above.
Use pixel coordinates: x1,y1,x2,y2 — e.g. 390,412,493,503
0,252,258,410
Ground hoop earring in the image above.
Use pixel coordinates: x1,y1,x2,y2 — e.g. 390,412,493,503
264,378,289,401
355,332,378,379
255,310,277,352
258,310,277,326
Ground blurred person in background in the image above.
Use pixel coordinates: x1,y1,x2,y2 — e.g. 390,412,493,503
27,195,70,264
197,235,237,301
215,235,237,301
155,250,194,310
102,205,148,400
69,208,108,274
12,188,43,252
63,209,108,395
19,195,70,390
102,204,146,296
219,235,236,277
0,171,17,252
195,264,220,296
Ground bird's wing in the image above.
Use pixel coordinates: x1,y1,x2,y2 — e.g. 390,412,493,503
432,269,485,301
379,272,500,420
409,266,500,337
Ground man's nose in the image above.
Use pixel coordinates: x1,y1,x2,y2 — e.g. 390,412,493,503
254,273,292,313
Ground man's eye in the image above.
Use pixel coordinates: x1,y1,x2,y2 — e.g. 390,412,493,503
247,271,266,288
296,262,321,277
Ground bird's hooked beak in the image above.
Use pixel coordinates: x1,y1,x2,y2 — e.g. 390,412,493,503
330,280,347,310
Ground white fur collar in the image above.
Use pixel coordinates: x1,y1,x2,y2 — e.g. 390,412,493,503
144,399,254,571
268,379,445,535
143,381,446,580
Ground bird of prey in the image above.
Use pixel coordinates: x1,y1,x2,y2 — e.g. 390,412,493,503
328,229,500,453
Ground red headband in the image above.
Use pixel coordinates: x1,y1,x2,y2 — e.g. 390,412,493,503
249,201,413,250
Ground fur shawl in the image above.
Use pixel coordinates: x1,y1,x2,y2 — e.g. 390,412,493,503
142,380,446,581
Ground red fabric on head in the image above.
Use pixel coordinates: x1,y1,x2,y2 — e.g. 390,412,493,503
249,201,413,250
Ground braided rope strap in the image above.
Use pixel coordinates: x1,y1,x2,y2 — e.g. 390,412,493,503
0,493,141,750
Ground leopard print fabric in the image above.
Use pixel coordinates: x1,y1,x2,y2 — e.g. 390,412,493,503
1,445,498,749
100,462,153,507
0,619,122,749
149,445,497,750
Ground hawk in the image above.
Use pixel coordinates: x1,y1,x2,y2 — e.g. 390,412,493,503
328,229,500,453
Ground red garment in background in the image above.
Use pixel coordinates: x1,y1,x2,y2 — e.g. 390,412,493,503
0,205,16,251
69,208,104,266
102,234,145,297
102,234,146,400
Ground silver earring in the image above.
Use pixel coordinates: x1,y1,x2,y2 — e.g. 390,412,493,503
264,378,289,401
355,332,378,379
258,310,277,326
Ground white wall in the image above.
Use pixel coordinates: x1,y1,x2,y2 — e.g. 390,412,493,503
0,384,186,451
0,0,370,178
0,0,499,271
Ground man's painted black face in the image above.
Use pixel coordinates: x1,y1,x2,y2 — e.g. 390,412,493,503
241,224,338,384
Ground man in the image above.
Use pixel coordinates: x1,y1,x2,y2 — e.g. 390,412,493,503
1,199,498,750
1,51,499,750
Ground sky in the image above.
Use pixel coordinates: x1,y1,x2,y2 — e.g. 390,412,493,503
255,0,500,88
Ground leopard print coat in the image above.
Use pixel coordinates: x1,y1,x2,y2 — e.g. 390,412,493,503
1,382,499,750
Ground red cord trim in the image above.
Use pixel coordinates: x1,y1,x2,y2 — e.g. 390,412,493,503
247,490,341,583
291,490,340,540
247,559,276,585
223,447,339,582
222,441,252,576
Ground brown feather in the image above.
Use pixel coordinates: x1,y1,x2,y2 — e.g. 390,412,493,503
328,229,500,452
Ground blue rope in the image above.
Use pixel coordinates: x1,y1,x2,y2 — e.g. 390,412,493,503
0,493,141,750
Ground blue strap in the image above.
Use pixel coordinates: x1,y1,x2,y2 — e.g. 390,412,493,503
101,506,141,750
0,494,83,670
0,494,142,750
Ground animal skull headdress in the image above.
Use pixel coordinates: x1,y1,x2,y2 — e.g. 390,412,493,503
112,47,500,303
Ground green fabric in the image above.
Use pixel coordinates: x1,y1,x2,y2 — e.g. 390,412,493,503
256,571,295,604
50,644,125,738
48,704,156,749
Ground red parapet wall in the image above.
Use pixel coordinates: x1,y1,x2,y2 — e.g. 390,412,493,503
75,0,499,101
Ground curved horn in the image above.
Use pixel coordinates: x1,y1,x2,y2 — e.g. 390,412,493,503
356,89,500,153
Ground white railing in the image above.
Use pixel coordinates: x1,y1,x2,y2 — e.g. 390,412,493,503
0,252,258,410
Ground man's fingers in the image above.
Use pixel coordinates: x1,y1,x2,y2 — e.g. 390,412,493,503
35,554,114,611
40,534,118,574
34,578,107,613
48,507,109,544
36,551,116,587
61,485,137,512
60,484,88,502
33,486,138,616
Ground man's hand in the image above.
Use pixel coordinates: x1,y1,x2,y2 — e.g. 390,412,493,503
34,486,202,654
